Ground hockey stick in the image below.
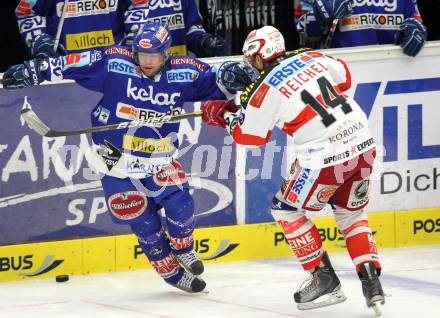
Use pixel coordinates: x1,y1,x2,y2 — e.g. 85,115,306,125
53,0,69,51
323,18,339,49
21,108,203,137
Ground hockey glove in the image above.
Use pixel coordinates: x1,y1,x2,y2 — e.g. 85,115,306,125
31,33,66,59
2,59,46,90
394,18,427,57
311,0,353,26
201,100,238,128
193,33,227,57
217,61,258,93
120,24,140,47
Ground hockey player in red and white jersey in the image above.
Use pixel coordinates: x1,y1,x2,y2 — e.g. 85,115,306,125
202,26,385,314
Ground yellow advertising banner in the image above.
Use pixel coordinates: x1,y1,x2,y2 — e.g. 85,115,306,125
0,209,436,282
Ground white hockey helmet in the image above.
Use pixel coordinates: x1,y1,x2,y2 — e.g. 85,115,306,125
242,26,286,64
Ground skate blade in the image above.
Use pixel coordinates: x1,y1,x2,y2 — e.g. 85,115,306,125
369,295,385,316
297,289,347,310
371,302,382,316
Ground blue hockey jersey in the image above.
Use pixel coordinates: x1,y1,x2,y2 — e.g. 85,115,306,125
123,0,206,56
43,46,227,178
296,0,423,48
15,0,131,53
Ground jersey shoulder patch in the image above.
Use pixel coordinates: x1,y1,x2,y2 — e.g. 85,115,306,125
168,56,206,72
104,46,133,59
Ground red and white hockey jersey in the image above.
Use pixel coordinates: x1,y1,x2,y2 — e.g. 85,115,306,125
224,48,375,169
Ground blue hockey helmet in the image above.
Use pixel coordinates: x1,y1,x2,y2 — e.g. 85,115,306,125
132,22,172,63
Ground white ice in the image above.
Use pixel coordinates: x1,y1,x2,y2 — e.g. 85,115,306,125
0,245,438,318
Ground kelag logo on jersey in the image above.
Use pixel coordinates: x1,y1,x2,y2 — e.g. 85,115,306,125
148,0,182,11
352,0,397,12
126,78,181,105
353,77,440,162
166,69,199,83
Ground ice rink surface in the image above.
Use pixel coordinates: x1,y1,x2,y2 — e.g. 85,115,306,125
0,245,438,318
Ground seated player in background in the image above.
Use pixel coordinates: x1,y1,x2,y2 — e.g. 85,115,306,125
295,0,427,56
15,0,130,58
2,21,245,293
202,25,385,314
122,0,227,57
16,0,226,60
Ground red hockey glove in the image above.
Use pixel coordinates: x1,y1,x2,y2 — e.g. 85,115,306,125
201,100,238,128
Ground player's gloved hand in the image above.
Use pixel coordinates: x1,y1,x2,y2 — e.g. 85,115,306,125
2,59,46,90
120,24,140,47
201,100,238,128
194,33,227,57
311,0,353,25
31,33,66,59
394,18,427,57
217,61,257,92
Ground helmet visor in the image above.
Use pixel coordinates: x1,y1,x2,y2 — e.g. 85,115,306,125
242,56,260,76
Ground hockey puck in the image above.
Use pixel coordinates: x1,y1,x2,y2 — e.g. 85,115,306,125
55,275,69,283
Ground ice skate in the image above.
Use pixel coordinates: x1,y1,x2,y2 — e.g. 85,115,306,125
359,262,385,316
171,270,206,293
294,252,347,310
176,250,204,276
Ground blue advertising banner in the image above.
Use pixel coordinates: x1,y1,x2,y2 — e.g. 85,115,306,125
245,129,286,224
0,83,236,245
3,49,440,245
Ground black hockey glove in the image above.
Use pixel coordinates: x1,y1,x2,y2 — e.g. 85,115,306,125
31,33,66,59
193,33,227,57
217,61,258,92
395,18,427,57
2,59,46,90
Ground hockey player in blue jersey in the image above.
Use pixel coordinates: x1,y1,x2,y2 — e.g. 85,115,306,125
3,21,250,292
122,0,226,57
17,0,226,61
296,0,427,56
15,0,133,58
